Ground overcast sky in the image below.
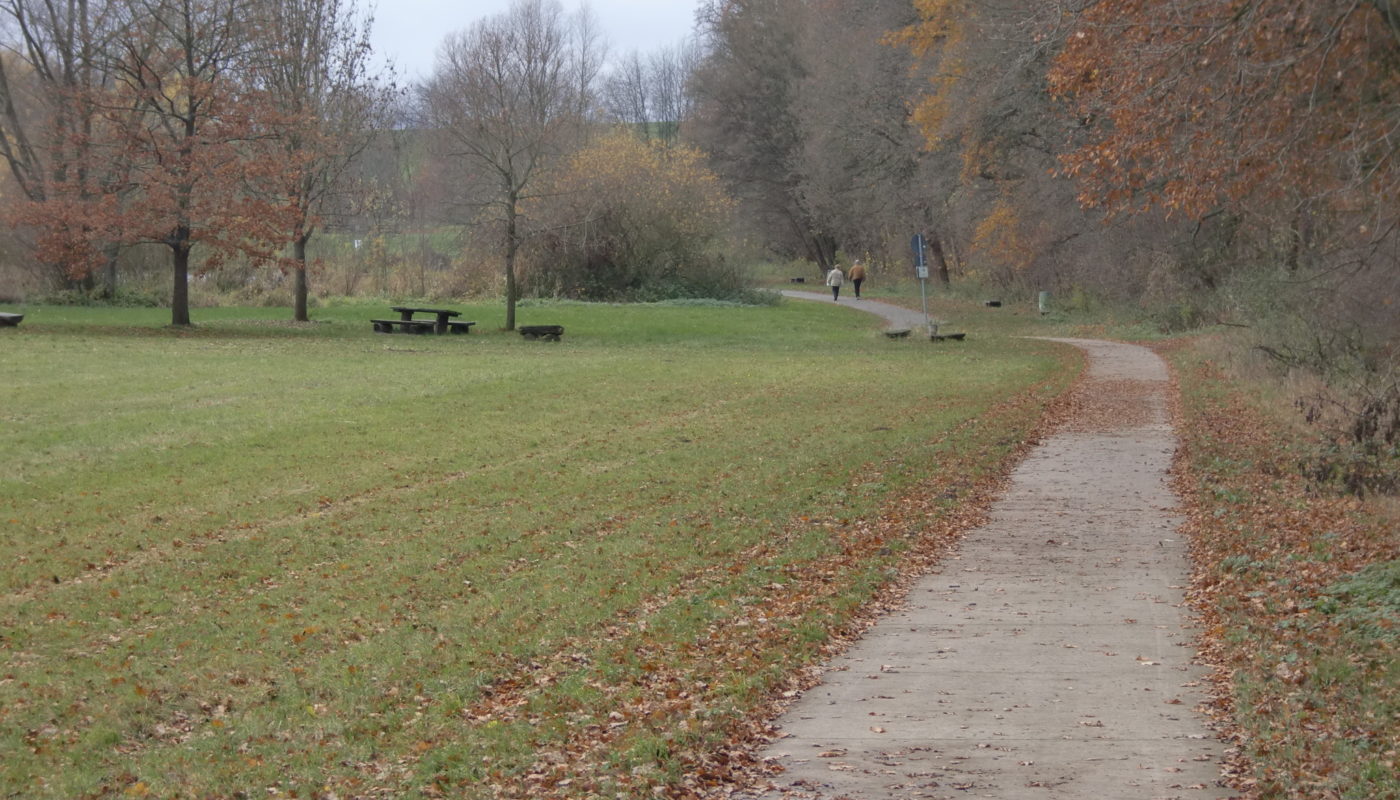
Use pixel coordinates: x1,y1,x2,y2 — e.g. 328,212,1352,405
364,0,704,81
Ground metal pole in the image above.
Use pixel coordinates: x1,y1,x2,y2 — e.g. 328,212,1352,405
920,276,930,331
912,233,933,334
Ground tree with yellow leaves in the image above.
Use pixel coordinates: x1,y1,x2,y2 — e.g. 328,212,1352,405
526,130,736,300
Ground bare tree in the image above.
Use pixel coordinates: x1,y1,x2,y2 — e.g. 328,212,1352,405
690,0,833,267
602,50,648,131
647,40,698,143
251,0,396,321
0,0,126,293
419,0,597,330
602,40,699,142
791,0,926,268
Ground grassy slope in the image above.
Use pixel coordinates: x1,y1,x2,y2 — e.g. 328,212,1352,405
1169,343,1399,800
0,299,1075,798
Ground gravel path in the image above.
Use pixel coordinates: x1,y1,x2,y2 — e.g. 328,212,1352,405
748,296,1229,799
780,290,932,331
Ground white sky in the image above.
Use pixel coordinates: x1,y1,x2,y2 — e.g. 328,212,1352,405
363,0,704,81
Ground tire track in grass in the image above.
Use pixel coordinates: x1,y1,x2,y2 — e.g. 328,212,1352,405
384,379,1075,799
2,375,995,795
0,379,801,607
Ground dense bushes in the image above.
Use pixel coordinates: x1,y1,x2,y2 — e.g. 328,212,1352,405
522,132,741,301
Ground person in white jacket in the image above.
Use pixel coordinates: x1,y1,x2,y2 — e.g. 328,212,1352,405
825,265,845,301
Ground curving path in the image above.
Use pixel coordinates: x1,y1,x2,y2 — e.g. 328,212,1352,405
748,296,1230,799
780,290,932,331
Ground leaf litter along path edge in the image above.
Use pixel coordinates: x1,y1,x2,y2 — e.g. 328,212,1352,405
749,294,1233,799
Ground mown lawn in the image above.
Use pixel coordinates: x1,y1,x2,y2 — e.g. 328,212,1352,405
0,299,1075,798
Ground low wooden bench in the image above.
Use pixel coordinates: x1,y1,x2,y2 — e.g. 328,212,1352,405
884,328,910,338
0,312,22,327
446,320,476,334
930,332,966,341
519,324,564,341
371,318,436,334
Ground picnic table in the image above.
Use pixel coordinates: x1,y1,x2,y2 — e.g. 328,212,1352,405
371,306,475,335
0,312,22,327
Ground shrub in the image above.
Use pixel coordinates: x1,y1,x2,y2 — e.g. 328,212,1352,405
523,131,738,301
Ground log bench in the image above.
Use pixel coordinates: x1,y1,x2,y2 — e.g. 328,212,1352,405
0,312,22,327
446,320,477,334
930,332,967,341
519,324,564,341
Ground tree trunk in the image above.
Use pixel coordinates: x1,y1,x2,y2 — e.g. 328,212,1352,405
171,236,191,326
928,232,952,287
293,234,310,322
504,204,518,331
101,243,119,300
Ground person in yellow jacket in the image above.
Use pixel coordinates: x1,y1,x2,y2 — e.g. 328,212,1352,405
847,259,867,299
825,264,845,301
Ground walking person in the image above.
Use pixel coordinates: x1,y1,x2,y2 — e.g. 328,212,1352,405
825,263,845,301
848,259,867,299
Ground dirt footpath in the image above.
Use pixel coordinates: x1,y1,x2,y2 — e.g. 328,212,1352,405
750,303,1230,799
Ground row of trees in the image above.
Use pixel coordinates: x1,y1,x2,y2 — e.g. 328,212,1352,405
688,0,1395,333
684,0,1396,485
0,0,738,327
0,0,394,324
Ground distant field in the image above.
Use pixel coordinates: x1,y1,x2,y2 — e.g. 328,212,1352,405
0,299,1075,798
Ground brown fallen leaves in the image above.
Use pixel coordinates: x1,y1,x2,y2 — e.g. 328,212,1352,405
402,368,1078,799
1168,349,1400,799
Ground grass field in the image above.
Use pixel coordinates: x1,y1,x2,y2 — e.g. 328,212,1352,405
0,298,1076,798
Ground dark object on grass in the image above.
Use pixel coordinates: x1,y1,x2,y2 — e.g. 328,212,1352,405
387,306,461,334
789,276,806,283
984,300,1002,307
884,328,911,338
371,318,436,334
519,324,564,341
931,332,966,341
0,312,23,327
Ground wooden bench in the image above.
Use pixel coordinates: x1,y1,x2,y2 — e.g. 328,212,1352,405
519,324,564,341
0,312,22,327
446,320,476,334
884,328,911,338
930,332,966,341
371,318,436,334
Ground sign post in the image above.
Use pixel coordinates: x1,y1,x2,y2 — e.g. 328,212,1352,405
911,234,932,332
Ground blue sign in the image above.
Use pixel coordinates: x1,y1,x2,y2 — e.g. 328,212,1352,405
911,234,926,268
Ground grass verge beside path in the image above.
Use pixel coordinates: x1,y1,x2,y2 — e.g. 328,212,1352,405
0,300,1076,799
1170,345,1399,800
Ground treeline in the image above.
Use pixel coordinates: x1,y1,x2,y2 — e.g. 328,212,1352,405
0,0,394,324
685,0,1398,491
0,0,734,327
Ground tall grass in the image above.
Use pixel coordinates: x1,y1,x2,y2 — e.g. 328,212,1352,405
0,300,1073,798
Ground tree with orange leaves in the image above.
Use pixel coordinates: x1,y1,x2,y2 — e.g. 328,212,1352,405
1049,1,1399,226
23,0,304,326
253,0,395,323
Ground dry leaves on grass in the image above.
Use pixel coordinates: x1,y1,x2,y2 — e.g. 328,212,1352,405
401,379,1077,800
1168,353,1400,799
